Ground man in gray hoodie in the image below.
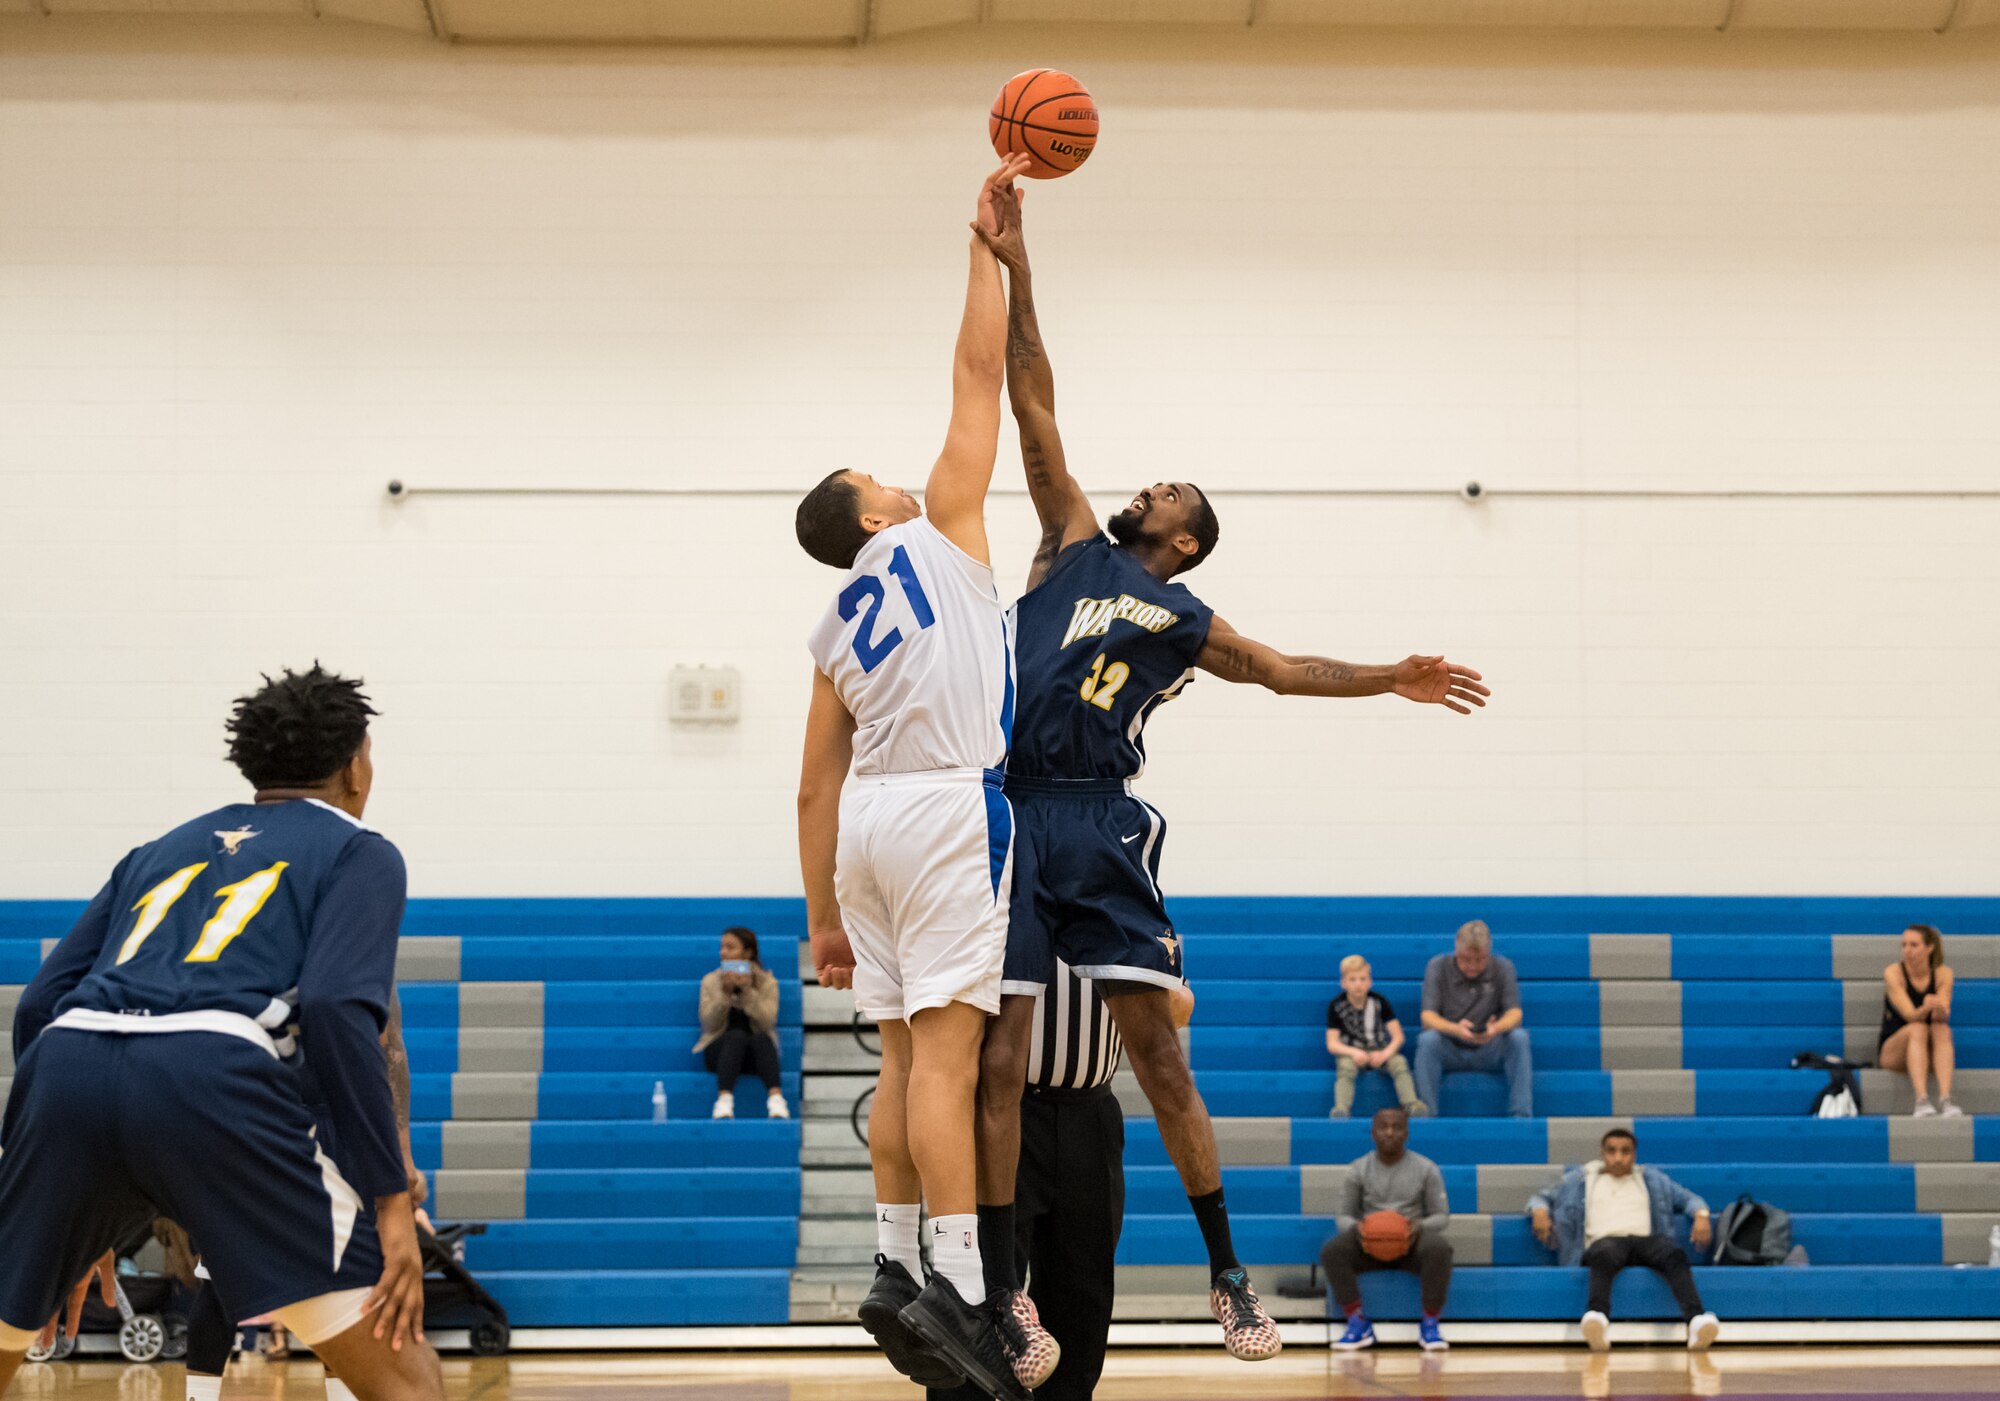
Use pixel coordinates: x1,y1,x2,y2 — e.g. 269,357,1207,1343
1527,1127,1719,1353
1320,1107,1453,1352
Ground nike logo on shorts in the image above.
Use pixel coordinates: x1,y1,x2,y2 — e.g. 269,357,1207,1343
1121,833,1141,844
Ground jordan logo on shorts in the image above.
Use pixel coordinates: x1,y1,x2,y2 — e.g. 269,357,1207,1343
1157,930,1181,967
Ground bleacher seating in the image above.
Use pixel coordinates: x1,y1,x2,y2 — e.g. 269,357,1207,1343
1111,899,2000,1322
0,901,809,1329
6,894,2000,1331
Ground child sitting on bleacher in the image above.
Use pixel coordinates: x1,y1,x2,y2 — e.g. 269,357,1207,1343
1326,955,1427,1119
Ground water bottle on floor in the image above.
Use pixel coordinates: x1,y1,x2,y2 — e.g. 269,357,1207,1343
652,1079,668,1124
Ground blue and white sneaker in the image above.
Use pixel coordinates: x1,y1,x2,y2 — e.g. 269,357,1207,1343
1333,1315,1375,1351
1418,1318,1448,1352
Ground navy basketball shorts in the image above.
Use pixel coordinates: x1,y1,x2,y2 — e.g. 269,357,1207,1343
0,1029,383,1339
1002,777,1183,995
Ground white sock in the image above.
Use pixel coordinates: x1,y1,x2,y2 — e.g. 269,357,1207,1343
876,1202,924,1281
928,1212,986,1305
326,1381,359,1401
186,1377,223,1401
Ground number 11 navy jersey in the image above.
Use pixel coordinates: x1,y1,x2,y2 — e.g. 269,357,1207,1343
1008,535,1214,782
14,796,410,1200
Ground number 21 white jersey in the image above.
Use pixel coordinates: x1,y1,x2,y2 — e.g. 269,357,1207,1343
807,517,1015,778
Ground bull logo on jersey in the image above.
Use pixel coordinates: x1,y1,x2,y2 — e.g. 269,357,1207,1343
1060,594,1182,650
214,826,261,856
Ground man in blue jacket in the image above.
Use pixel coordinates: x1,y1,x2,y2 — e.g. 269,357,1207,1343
1526,1127,1719,1353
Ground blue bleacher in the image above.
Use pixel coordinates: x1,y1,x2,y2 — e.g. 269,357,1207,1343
8,895,2000,1331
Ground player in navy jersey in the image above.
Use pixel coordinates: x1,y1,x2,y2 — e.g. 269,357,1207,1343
0,667,440,1401
971,193,1489,1364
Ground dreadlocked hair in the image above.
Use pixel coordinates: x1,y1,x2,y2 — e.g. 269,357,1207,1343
225,664,377,789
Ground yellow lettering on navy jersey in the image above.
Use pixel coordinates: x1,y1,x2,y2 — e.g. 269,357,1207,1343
1060,594,1181,650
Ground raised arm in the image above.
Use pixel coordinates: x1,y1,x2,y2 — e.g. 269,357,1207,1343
975,185,1097,589
1195,616,1489,713
924,155,1032,564
797,667,859,989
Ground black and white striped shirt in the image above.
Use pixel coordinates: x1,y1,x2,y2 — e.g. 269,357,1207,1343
1027,959,1124,1091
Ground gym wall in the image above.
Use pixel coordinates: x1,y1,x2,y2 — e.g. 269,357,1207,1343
2,18,1996,897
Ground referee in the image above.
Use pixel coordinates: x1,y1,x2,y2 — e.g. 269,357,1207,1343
934,960,1189,1401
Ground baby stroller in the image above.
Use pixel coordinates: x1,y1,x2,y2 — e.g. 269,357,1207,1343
423,1221,511,1356
25,1240,189,1364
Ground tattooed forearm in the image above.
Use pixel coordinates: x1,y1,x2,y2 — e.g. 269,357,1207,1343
1007,303,1043,371
1300,659,1357,684
1211,643,1260,681
384,987,412,1138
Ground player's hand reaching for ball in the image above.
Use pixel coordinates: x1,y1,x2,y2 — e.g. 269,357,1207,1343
1391,655,1489,714
975,154,1033,238
973,178,1030,273
811,923,856,991
366,1191,427,1351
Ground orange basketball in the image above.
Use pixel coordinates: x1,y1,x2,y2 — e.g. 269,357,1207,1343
989,69,1099,180
1360,1210,1412,1262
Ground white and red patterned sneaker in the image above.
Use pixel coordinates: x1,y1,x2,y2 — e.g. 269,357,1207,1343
999,1289,1061,1389
1209,1268,1282,1361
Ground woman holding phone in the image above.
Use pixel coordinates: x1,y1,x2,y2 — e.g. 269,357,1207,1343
695,926,788,1119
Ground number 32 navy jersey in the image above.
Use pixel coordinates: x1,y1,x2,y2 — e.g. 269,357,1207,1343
1009,535,1214,782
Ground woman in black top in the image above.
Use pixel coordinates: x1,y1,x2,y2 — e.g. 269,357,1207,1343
693,927,787,1119
1878,924,1958,1118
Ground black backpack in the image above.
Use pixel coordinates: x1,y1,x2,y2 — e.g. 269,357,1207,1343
1712,1194,1793,1266
1791,1050,1865,1117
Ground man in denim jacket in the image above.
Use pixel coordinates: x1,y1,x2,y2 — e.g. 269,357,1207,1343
1526,1128,1719,1353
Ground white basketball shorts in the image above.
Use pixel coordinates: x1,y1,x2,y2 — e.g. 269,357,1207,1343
836,767,1014,1023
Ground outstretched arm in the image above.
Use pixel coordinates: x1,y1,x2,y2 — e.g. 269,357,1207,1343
797,668,859,989
1195,616,1489,713
925,156,1033,564
976,185,1096,590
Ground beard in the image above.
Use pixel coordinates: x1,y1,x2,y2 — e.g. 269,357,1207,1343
1106,509,1143,545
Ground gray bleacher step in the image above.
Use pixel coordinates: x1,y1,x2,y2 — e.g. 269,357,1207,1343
805,1029,884,1074
1833,934,2000,980
1889,1115,1975,1163
1590,933,1671,980
802,985,860,1028
459,982,544,1028
801,1216,876,1250
1597,981,1681,1027
1599,1026,1682,1071
802,1117,871,1168
802,1071,876,1118
396,936,461,982
1942,1212,2000,1263
0,987,18,1073
789,1266,876,1323
802,1168,878,1216
1863,1069,2000,1116
1917,1163,2000,1212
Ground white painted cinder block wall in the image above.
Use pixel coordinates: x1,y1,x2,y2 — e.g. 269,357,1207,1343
2,20,1996,898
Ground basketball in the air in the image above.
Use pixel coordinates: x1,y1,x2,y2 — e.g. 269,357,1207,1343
989,69,1099,179
1360,1210,1412,1261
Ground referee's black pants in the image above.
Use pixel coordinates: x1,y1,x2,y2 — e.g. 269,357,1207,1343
932,1085,1125,1401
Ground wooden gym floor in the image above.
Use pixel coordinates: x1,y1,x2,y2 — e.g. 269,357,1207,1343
9,1349,2000,1400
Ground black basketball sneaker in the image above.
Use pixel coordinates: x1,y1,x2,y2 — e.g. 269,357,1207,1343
897,1276,1032,1401
857,1256,964,1388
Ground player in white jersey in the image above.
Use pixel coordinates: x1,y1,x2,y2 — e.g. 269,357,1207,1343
794,155,1034,1401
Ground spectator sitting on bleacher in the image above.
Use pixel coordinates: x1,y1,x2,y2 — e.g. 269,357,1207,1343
1527,1127,1719,1354
1879,923,1959,1118
1414,920,1533,1118
1326,955,1426,1119
1322,1107,1453,1353
692,926,789,1120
